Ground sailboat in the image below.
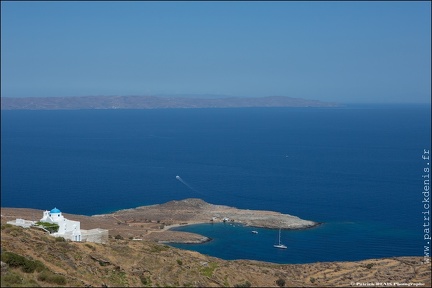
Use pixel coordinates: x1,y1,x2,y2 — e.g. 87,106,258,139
273,228,287,249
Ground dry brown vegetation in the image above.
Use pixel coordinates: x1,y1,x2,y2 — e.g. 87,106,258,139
1,222,430,287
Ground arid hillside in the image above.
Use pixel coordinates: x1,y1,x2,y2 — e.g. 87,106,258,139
1,222,430,287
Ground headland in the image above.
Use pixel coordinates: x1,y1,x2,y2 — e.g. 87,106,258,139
1,198,318,244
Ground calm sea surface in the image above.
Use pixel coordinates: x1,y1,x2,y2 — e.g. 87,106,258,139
1,105,430,263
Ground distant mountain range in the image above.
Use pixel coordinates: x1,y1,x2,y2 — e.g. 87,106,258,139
1,95,340,110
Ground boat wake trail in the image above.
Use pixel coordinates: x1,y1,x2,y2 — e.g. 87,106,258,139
175,175,204,195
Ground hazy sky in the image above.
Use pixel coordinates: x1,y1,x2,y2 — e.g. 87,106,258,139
1,1,431,103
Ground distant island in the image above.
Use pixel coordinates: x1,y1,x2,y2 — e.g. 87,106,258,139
1,95,340,110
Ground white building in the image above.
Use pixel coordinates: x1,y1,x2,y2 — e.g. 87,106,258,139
40,207,82,242
7,207,108,243
7,218,36,228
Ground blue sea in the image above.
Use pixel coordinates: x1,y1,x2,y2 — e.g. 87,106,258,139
1,105,430,263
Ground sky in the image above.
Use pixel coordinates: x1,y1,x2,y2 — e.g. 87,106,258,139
1,1,431,104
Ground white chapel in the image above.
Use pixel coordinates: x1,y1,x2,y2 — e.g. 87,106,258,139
40,207,82,241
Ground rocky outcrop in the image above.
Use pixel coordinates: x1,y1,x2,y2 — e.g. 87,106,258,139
108,198,318,230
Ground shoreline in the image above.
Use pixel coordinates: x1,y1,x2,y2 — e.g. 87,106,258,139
2,223,429,287
162,221,323,232
1,198,319,244
162,221,323,244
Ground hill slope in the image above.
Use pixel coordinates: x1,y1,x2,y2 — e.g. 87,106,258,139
1,223,430,287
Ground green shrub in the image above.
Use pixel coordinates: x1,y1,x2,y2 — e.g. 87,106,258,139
310,277,316,283
150,244,169,253
200,262,218,277
234,281,251,287
85,243,96,250
50,274,67,285
365,263,375,269
37,270,48,281
140,275,152,286
1,272,23,285
176,259,183,266
2,224,21,234
34,260,46,272
21,260,37,273
37,270,66,285
55,236,66,242
1,224,13,230
108,270,127,286
276,278,286,287
35,221,59,233
10,230,21,237
55,241,70,250
114,234,123,240
1,251,45,273
1,251,27,268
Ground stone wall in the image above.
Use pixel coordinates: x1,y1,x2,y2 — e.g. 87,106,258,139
81,228,109,244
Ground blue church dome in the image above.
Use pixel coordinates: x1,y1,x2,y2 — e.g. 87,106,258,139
50,208,61,214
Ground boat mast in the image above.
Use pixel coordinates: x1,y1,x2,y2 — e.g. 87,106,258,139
278,228,281,245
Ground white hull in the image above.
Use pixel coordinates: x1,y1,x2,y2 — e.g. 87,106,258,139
274,228,287,249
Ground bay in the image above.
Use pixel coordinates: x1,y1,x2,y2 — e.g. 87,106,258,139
1,105,430,263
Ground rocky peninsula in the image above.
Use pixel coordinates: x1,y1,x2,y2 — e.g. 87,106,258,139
1,198,318,244
107,198,318,229
98,198,319,243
